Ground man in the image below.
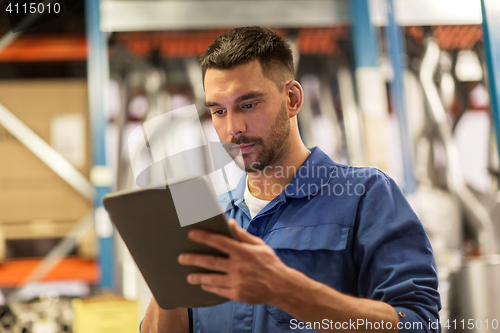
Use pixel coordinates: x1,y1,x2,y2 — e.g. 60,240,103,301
142,26,441,333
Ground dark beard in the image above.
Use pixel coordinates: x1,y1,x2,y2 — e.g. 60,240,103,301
221,102,291,173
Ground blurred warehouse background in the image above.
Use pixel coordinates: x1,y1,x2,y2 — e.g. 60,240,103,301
0,0,500,332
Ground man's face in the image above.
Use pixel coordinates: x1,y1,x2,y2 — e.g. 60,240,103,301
204,60,291,173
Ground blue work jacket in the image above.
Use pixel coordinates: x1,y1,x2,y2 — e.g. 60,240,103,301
191,147,441,333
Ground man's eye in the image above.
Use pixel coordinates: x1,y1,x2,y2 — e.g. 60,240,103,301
212,109,226,116
241,103,256,109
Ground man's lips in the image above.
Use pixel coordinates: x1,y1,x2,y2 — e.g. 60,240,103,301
233,144,255,154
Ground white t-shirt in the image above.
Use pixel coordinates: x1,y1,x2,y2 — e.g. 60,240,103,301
244,176,271,219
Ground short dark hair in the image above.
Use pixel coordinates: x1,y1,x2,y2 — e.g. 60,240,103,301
200,26,294,90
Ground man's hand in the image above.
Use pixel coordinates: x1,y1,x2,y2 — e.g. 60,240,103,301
178,219,400,333
178,219,292,305
141,298,188,333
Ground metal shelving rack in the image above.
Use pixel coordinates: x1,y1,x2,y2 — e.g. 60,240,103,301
86,0,115,291
482,0,500,159
0,1,112,295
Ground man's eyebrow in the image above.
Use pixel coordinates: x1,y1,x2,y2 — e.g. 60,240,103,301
205,92,264,108
235,92,264,103
205,101,220,108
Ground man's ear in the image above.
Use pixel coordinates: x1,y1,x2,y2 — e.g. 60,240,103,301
286,80,303,118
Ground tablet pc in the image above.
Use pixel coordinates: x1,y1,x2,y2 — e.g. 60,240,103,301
103,177,237,310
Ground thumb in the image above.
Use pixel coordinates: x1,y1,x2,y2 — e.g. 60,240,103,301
228,219,263,245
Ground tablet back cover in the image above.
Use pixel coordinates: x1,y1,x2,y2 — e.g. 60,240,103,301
103,178,234,309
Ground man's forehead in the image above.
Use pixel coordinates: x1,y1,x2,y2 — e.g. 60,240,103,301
204,62,275,102
204,60,265,84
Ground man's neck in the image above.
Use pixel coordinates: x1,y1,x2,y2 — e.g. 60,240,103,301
247,144,310,201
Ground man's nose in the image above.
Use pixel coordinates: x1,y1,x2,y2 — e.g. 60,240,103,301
226,109,246,137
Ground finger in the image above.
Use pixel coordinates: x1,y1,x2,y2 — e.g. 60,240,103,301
178,253,228,272
228,219,264,245
200,284,234,299
187,272,229,286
